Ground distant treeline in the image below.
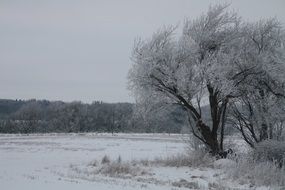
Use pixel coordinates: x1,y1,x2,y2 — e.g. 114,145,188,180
0,99,187,134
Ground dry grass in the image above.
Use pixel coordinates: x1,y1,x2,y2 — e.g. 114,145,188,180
224,141,285,188
153,153,192,167
95,155,147,177
98,162,146,177
133,149,215,168
88,160,98,167
253,140,285,167
172,179,199,189
226,155,285,188
207,182,228,190
156,150,214,168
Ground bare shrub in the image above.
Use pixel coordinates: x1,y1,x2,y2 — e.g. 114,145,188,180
253,140,285,167
101,155,111,164
226,155,285,188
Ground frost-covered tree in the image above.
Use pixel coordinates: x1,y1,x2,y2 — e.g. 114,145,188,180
128,4,285,154
132,100,187,134
228,19,285,147
129,4,241,154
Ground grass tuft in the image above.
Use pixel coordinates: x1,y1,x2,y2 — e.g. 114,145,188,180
101,155,111,165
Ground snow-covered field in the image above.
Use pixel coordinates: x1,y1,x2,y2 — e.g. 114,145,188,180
0,133,274,190
0,133,188,190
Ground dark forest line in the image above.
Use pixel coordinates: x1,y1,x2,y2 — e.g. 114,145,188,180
0,99,187,134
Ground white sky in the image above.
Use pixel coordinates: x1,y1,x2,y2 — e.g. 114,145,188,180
1,0,285,103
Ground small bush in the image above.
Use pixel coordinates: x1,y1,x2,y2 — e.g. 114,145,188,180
222,141,285,188
253,140,285,167
226,154,285,187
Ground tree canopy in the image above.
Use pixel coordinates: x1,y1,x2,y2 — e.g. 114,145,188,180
128,4,285,154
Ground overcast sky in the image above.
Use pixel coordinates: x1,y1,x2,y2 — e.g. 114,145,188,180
1,0,285,103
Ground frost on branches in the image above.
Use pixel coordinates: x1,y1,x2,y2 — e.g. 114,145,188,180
128,4,285,155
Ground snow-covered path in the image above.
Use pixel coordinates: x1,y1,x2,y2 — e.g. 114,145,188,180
0,133,186,190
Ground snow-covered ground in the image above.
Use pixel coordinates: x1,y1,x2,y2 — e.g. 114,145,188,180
0,133,272,190
0,133,187,190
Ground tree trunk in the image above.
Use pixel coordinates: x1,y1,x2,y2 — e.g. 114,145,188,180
197,120,220,155
219,104,227,151
260,123,268,141
269,124,273,139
